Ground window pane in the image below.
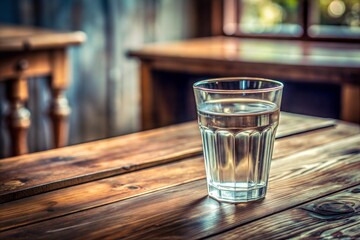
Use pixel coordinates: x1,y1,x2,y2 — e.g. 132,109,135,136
309,0,360,38
239,0,302,36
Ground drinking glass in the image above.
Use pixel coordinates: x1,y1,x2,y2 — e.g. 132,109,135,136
193,77,283,203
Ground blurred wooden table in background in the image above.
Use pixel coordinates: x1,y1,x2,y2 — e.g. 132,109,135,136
0,112,359,239
129,36,360,130
0,25,85,156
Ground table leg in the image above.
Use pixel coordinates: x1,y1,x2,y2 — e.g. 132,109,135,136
49,49,71,148
341,83,360,123
7,77,31,155
141,62,155,130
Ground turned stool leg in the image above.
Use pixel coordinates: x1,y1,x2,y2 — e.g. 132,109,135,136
49,49,71,148
50,89,70,147
7,77,31,155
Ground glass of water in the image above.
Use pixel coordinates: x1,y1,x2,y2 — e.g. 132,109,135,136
193,77,283,203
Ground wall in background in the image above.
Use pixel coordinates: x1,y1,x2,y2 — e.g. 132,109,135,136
0,0,210,158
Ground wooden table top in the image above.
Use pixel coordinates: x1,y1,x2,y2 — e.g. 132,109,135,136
0,25,86,52
129,36,360,70
0,112,359,239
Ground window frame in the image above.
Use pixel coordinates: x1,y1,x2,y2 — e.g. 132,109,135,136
220,0,360,43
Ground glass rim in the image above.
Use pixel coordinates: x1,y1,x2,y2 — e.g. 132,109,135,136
193,77,283,94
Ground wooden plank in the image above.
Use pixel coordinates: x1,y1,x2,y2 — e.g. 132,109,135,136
0,133,359,239
0,156,205,232
106,136,360,240
149,57,348,85
0,113,336,203
276,112,336,138
212,185,360,239
0,25,85,51
0,123,356,231
0,122,199,203
273,123,358,159
128,37,360,71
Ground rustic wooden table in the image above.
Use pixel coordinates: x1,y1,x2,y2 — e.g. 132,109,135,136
129,36,360,130
0,24,85,156
0,112,359,239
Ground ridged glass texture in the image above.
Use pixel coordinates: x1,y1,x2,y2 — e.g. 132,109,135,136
198,100,279,203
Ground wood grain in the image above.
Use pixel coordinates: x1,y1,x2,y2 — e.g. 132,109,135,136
118,135,360,240
0,121,199,203
6,75,30,156
275,112,336,138
212,185,360,239
129,37,360,72
0,156,205,232
0,113,336,203
149,57,349,84
49,48,70,148
0,133,358,239
0,123,356,231
0,25,85,51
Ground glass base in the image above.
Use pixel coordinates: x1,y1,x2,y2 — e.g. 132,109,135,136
208,183,267,203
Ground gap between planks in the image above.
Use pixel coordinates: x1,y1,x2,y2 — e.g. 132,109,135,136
0,113,337,204
205,184,360,239
120,135,360,239
1,134,358,239
0,123,357,233
205,183,360,240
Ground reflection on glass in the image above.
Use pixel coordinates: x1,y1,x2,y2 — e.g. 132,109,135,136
239,0,302,36
309,0,360,38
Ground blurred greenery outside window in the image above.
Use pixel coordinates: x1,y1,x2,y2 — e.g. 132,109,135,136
223,0,360,39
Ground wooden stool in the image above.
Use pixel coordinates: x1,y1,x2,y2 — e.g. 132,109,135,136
0,25,86,156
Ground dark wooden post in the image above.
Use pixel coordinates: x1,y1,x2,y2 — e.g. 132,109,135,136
140,61,154,130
